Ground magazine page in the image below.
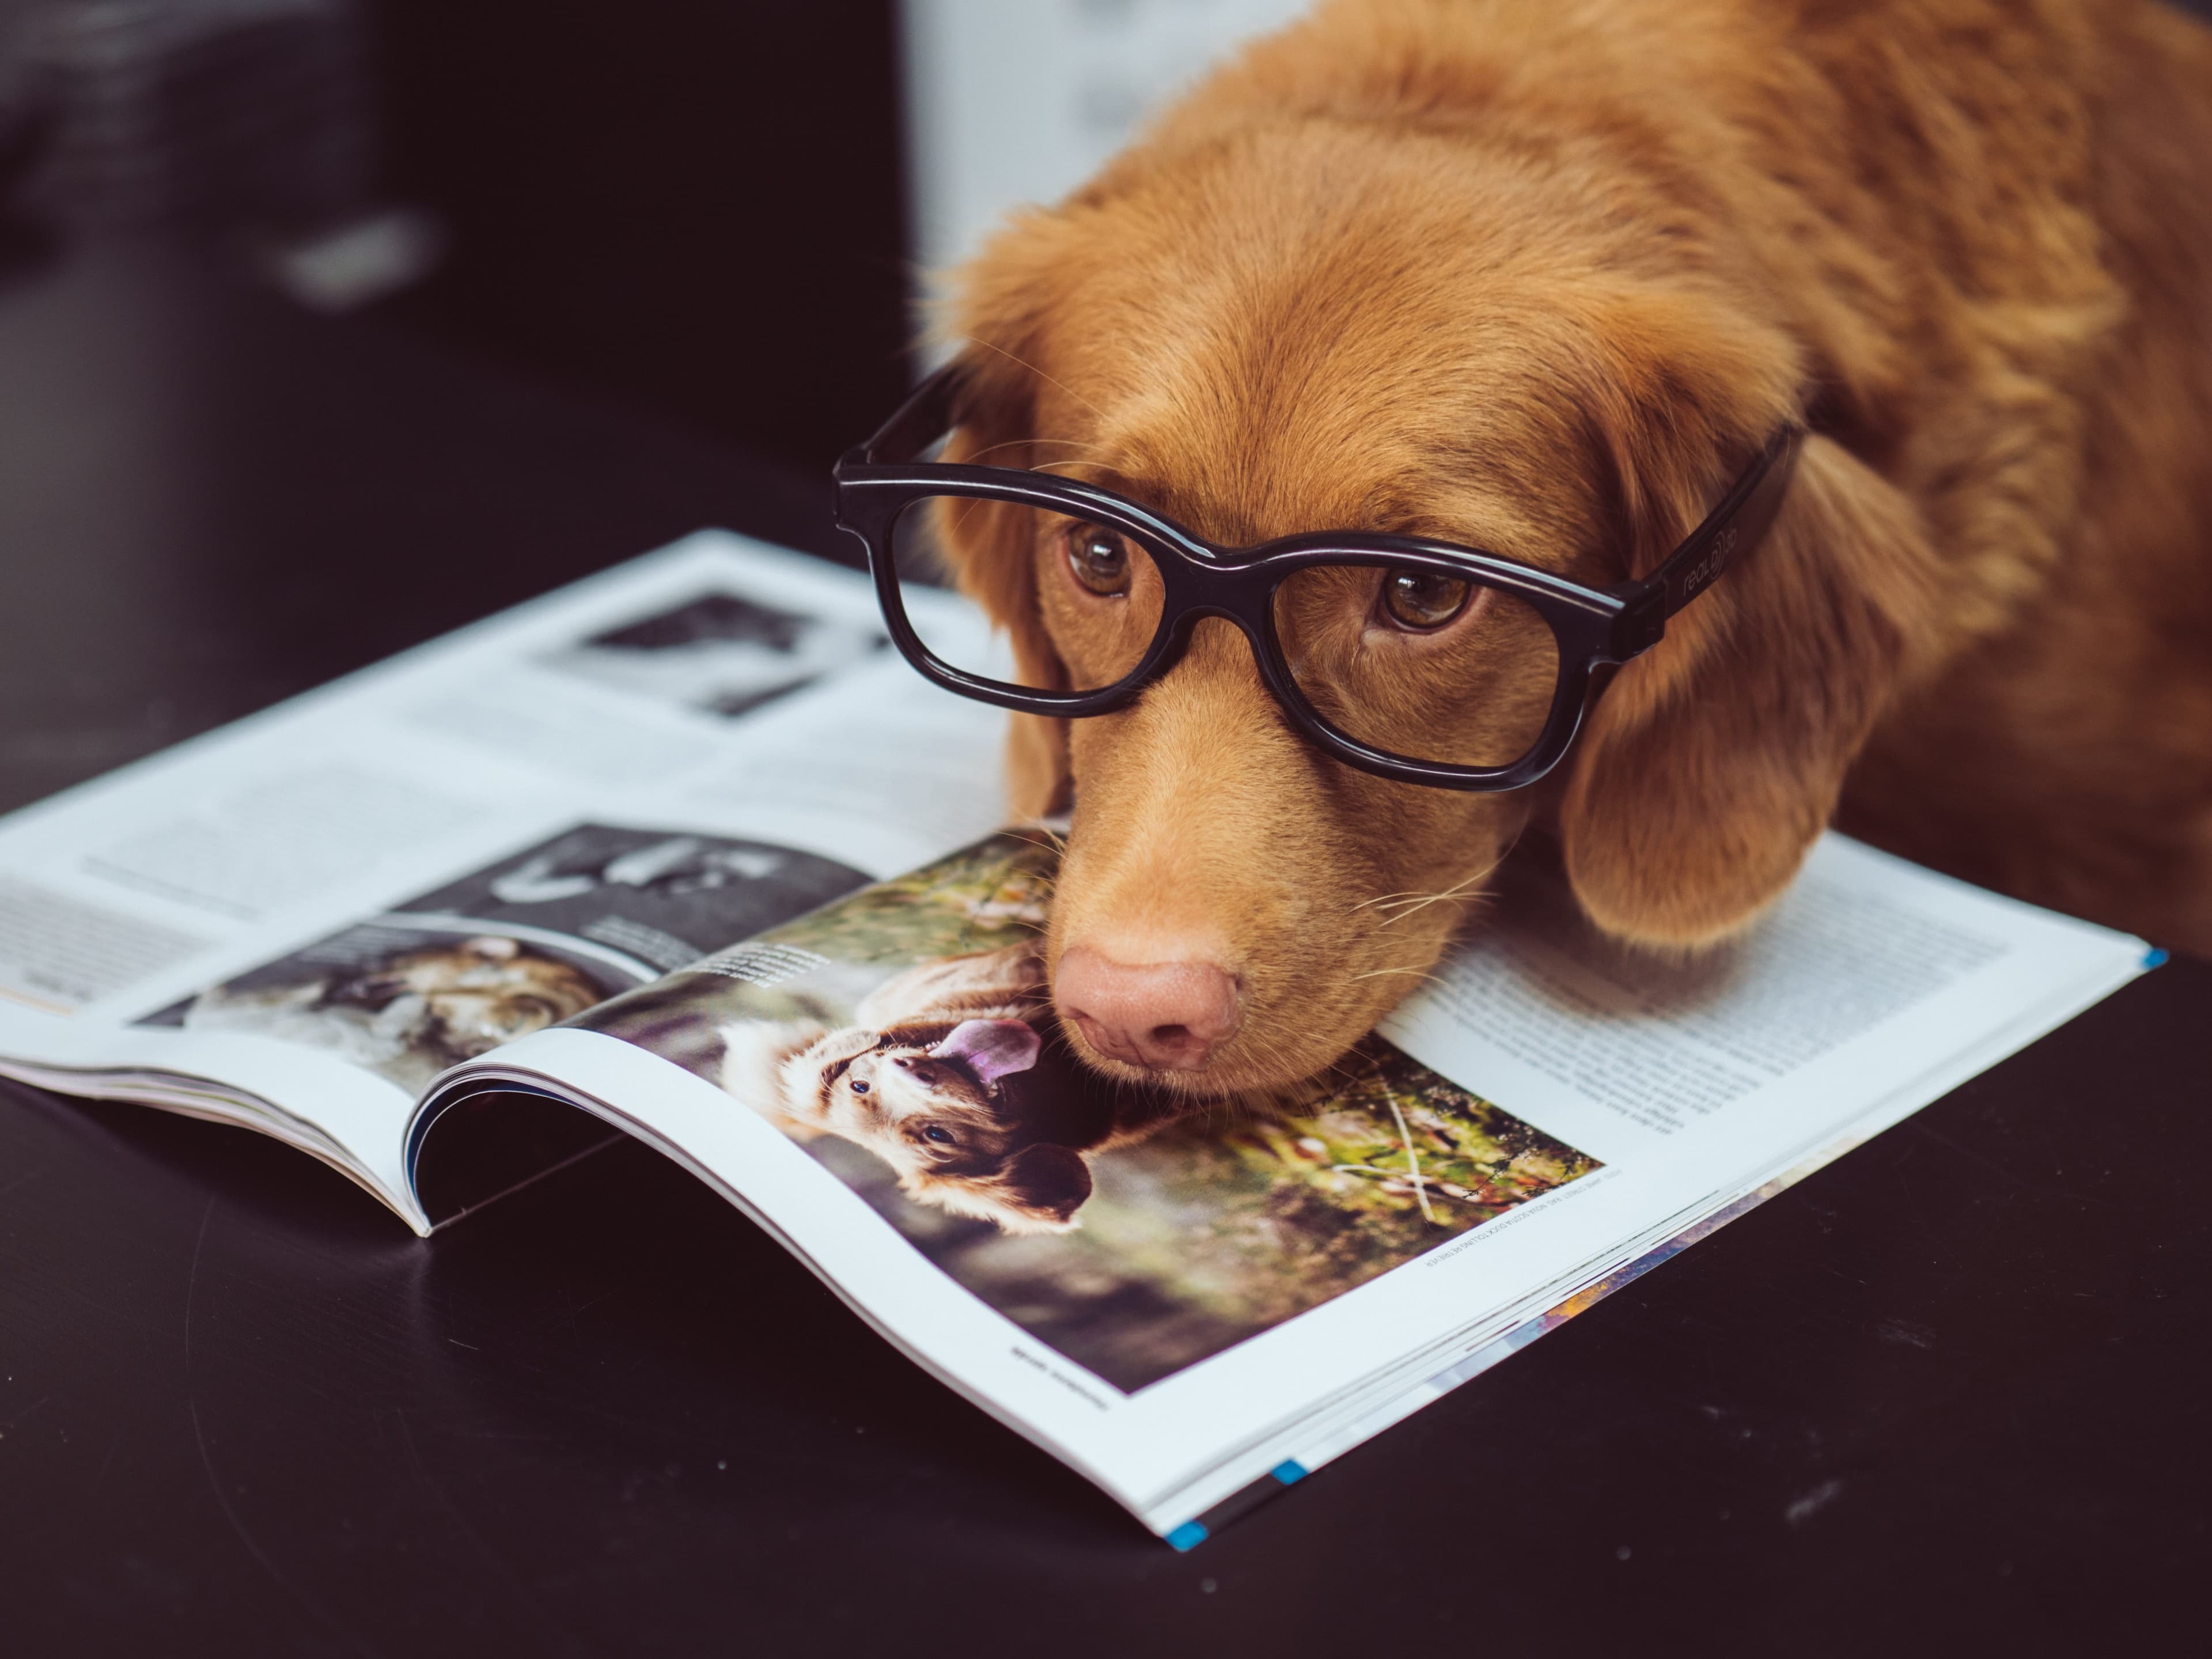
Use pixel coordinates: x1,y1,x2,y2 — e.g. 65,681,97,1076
0,532,1009,1222
425,829,2149,1536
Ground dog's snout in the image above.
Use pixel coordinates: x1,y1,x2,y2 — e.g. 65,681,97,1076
1055,946,1242,1073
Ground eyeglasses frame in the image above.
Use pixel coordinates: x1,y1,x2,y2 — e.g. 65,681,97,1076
833,364,1803,793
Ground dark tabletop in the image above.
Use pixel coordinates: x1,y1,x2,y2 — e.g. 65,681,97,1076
1,236,2206,1659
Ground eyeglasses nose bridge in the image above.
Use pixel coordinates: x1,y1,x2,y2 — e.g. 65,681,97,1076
1147,592,1294,698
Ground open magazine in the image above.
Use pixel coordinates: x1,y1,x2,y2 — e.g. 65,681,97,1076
0,532,2157,1544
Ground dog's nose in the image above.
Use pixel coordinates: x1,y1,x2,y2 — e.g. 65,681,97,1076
1055,946,1242,1073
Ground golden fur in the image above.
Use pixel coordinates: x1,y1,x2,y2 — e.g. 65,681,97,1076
929,0,2212,1097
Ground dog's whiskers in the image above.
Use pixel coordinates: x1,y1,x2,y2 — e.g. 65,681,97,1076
959,335,1105,421
1360,858,1511,929
1376,877,1485,920
1349,965,1444,986
1005,825,1069,859
961,435,1111,467
1027,459,1116,483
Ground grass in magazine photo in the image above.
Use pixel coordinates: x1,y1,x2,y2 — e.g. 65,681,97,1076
581,835,1600,1392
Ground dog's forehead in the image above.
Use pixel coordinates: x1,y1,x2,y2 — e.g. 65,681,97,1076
818,1027,887,1069
1043,361,1594,566
1029,229,1606,559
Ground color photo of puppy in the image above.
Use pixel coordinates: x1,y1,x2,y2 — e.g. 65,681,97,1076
579,835,1600,1391
722,941,1182,1233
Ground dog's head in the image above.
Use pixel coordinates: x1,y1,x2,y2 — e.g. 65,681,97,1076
928,81,1946,1097
722,1015,1094,1233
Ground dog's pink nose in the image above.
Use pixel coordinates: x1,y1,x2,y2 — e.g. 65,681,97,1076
1055,946,1242,1073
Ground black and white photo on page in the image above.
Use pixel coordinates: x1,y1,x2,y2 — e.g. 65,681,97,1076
539,589,887,721
140,824,870,1093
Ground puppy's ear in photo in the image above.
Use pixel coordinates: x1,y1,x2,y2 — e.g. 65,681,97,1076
905,1142,1095,1234
990,1142,1094,1231
1560,431,1948,947
929,1018,1043,1086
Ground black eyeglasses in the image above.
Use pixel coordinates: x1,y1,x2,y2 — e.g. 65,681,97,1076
834,366,1802,791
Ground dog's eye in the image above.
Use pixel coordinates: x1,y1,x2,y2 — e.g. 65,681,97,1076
1380,569,1472,631
1063,523,1131,597
849,1079,870,1094
922,1125,955,1145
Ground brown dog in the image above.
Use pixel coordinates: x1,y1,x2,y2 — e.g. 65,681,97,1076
923,0,2212,1100
721,942,1177,1232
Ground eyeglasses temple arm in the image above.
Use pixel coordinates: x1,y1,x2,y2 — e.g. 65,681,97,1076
1640,423,1806,623
851,363,967,467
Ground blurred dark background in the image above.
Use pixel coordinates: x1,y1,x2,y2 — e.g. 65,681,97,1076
0,0,955,816
6,0,2210,486
373,0,912,471
0,0,914,474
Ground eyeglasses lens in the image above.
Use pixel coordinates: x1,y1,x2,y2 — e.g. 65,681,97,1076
892,497,1161,693
1270,565,1562,771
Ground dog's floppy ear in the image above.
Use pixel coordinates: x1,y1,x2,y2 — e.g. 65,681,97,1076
1560,430,1947,946
904,1142,1094,1234
929,217,1085,819
930,372,1075,819
984,1142,1094,1233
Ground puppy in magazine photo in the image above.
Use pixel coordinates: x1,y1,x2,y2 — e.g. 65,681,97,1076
721,938,1165,1234
835,0,2212,1108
